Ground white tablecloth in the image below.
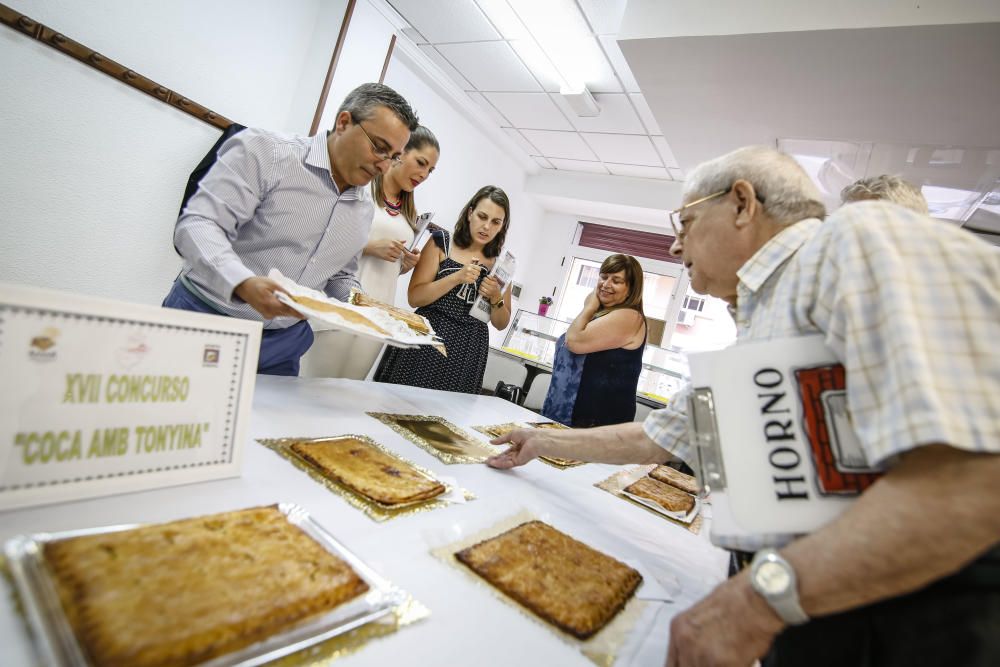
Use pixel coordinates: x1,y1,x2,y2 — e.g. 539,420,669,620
0,375,729,666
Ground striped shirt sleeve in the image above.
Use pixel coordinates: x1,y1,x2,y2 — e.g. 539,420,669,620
643,384,695,464
174,131,273,302
324,251,364,300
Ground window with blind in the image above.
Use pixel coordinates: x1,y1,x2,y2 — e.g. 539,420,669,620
577,222,681,264
682,295,705,312
576,265,599,288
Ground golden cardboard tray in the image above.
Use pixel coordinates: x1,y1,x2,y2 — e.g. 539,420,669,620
369,413,499,464
258,436,473,521
455,520,642,640
430,511,648,667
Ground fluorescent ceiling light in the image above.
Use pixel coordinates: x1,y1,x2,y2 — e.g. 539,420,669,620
476,0,609,97
560,85,600,117
506,0,606,91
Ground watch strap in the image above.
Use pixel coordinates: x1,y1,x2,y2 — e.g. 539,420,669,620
750,549,810,625
769,590,809,625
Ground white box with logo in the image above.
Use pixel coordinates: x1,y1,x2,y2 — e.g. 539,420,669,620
0,283,261,510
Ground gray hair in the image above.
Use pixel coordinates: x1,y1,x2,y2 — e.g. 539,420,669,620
335,82,419,131
684,146,826,224
840,175,928,214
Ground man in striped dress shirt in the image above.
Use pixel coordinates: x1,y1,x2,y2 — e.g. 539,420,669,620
163,83,419,375
488,146,1000,666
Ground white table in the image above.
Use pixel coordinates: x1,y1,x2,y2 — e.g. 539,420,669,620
0,376,729,666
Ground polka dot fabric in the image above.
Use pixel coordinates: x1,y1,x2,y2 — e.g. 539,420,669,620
374,230,490,394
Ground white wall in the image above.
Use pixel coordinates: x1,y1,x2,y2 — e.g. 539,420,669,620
315,0,396,132
287,1,352,134
0,0,332,305
381,56,546,346
516,212,578,318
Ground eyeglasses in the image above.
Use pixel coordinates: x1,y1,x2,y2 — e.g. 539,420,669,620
668,190,728,240
356,120,402,165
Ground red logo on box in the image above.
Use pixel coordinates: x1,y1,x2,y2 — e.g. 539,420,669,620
794,365,881,495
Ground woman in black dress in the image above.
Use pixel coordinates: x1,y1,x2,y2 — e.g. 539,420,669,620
541,254,647,427
374,186,512,393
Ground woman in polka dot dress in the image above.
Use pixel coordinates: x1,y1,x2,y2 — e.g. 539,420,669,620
375,186,512,393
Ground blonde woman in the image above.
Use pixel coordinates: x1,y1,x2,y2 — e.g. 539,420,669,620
301,126,439,379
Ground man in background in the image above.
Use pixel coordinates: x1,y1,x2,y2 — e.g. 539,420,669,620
840,174,929,214
163,83,419,375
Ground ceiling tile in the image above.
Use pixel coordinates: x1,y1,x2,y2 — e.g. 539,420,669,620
475,0,530,40
436,42,542,92
598,35,640,93
551,93,645,134
575,36,622,93
605,163,672,179
578,0,628,34
509,40,563,92
483,92,573,130
388,0,499,43
505,1,619,93
669,168,685,180
582,133,662,166
419,45,475,90
467,92,512,126
503,127,541,154
533,156,555,169
652,136,680,169
519,130,598,161
630,93,662,135
547,158,610,174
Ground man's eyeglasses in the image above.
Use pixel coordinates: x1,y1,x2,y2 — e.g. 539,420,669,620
355,120,402,165
668,190,728,240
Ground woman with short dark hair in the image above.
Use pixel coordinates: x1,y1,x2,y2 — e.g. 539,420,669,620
542,254,647,427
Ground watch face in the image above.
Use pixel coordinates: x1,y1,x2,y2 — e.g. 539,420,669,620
755,561,791,594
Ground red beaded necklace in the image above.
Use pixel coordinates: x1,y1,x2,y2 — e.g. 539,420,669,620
383,195,402,216
383,172,403,216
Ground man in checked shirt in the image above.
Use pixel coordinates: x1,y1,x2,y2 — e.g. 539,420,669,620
489,146,1000,666
163,83,419,375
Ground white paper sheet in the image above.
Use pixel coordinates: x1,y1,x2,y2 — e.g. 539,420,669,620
269,269,440,349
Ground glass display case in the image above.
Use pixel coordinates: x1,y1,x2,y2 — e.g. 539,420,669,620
498,309,690,406
500,310,568,366
637,345,688,405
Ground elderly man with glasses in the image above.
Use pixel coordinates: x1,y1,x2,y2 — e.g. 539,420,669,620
490,146,1000,666
163,83,418,375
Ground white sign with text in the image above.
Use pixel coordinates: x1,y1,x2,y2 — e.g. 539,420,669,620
0,284,261,510
687,335,882,542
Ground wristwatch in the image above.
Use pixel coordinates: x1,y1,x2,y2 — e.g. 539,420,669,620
749,549,809,625
492,298,505,309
